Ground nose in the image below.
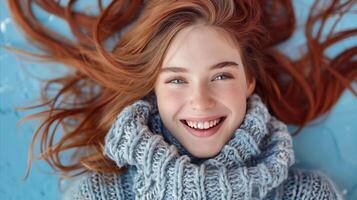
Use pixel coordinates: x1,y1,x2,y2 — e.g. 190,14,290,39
189,84,215,111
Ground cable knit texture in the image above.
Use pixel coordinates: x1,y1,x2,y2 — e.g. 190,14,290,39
63,94,343,200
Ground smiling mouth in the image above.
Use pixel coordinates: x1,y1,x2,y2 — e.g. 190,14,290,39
179,117,226,138
180,117,226,130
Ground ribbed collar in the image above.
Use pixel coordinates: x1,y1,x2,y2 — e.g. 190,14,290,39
104,92,295,199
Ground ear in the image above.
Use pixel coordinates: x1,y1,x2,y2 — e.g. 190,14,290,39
246,78,256,97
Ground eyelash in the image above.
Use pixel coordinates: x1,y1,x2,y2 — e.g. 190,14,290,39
166,73,233,84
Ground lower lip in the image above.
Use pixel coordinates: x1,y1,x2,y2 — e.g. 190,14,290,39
182,118,225,138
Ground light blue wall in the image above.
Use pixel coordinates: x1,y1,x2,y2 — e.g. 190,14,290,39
1,1,356,199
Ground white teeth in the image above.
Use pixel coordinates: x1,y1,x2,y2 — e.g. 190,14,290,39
185,118,222,130
198,123,203,129
204,121,209,129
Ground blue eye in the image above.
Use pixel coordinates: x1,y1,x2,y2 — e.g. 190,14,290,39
168,79,185,84
214,73,232,81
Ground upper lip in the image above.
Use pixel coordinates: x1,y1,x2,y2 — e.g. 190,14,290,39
181,115,225,122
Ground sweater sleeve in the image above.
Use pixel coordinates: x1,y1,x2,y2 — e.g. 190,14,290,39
267,169,344,200
104,101,294,199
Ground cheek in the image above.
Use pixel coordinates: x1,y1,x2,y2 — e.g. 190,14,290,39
213,81,248,120
155,86,185,118
213,80,248,102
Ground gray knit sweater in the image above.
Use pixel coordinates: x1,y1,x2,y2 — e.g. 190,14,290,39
63,94,343,200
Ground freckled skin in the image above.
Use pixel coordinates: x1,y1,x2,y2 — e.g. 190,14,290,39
155,25,255,158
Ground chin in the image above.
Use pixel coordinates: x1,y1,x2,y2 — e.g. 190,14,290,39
188,146,222,158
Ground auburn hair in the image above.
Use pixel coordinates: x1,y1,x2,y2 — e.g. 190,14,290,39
7,0,357,178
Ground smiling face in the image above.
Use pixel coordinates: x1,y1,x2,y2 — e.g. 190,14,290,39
154,25,255,158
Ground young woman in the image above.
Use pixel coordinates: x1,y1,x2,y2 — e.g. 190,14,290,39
7,0,356,199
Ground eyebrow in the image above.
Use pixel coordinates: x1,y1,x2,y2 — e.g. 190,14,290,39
160,61,239,73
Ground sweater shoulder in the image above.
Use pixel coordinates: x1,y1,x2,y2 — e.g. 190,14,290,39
272,168,344,200
62,170,134,200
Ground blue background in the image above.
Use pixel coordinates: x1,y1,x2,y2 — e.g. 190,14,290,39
1,1,356,199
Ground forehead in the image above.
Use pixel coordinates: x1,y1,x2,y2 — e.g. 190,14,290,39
162,25,241,68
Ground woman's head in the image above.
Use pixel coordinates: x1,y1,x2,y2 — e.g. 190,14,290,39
114,0,262,157
155,25,255,157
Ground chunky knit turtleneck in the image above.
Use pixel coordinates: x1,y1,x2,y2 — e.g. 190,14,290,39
63,94,343,200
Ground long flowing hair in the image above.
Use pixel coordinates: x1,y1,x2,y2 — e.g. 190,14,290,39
7,0,357,178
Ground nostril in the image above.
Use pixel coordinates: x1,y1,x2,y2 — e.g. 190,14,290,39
189,97,215,111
